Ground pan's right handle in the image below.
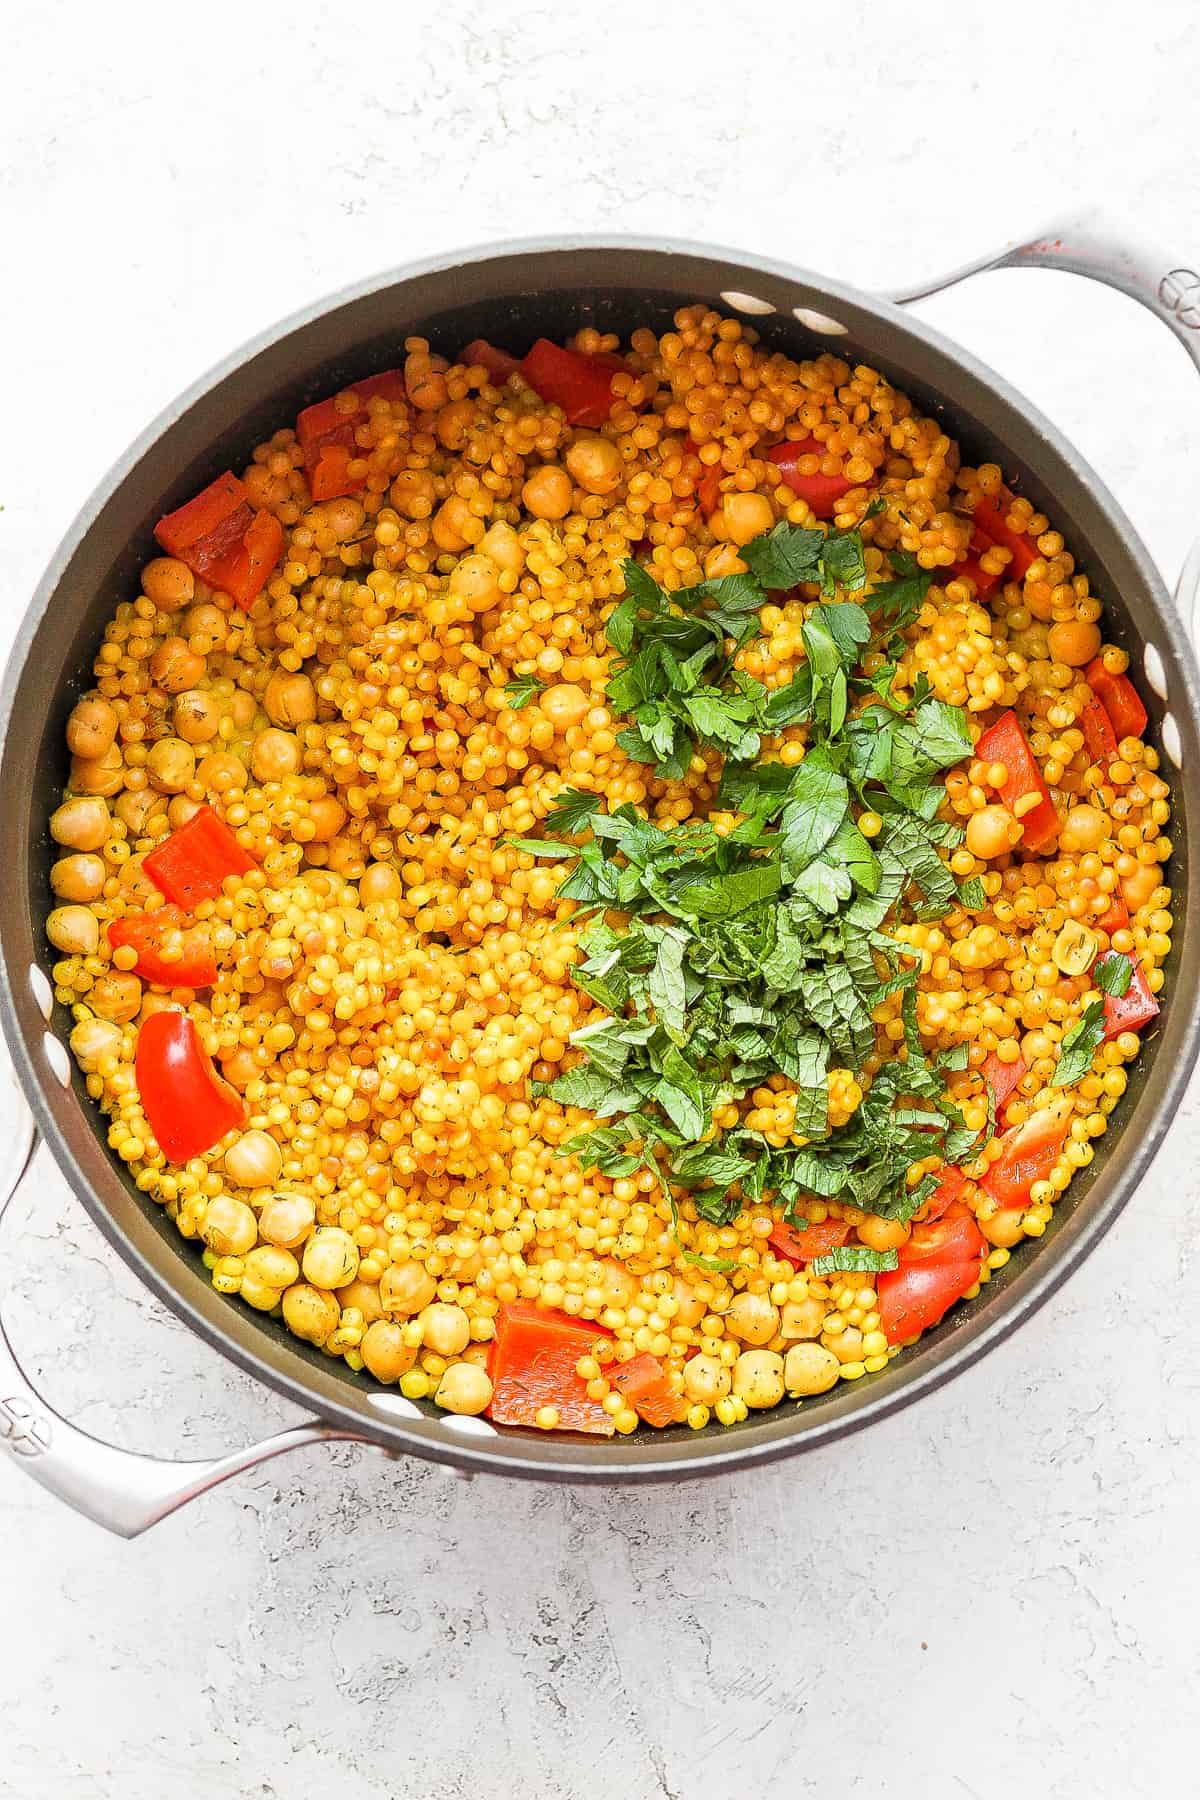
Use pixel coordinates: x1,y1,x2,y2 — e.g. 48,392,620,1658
0,1080,378,1537
887,219,1200,377
889,216,1200,638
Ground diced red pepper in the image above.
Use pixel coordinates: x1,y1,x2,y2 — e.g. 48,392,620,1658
143,806,257,911
945,526,1003,598
696,462,722,519
136,1009,246,1163
1096,893,1129,938
971,491,1039,579
1079,692,1119,761
487,1301,615,1434
982,1051,1026,1122
296,370,406,501
461,339,520,385
1085,659,1149,743
877,1203,987,1343
155,473,283,611
921,1164,966,1222
768,437,873,519
974,709,1060,854
769,1217,852,1266
980,1096,1075,1210
610,1353,684,1428
519,339,626,428
108,906,217,988
1100,954,1160,1041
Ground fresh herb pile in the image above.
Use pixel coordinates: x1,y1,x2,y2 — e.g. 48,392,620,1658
517,520,996,1232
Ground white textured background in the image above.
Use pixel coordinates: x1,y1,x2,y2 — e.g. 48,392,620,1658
2,4,1199,1795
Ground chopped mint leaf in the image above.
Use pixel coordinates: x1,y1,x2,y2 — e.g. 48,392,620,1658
809,1246,899,1276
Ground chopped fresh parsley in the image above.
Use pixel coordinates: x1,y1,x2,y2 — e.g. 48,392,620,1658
809,1246,900,1277
521,516,990,1225
504,673,546,709
1052,952,1133,1087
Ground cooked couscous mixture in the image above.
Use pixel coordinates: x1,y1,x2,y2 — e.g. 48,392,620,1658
45,311,1170,1435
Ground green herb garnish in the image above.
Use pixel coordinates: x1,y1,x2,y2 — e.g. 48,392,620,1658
1052,952,1133,1087
504,673,546,709
809,1246,900,1276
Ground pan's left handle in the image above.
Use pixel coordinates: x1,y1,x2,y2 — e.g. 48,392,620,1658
0,1078,376,1538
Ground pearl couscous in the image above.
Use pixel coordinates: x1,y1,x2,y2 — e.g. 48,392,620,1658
47,312,1169,1436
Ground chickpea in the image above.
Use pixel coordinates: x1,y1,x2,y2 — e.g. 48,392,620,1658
1060,805,1110,855
783,1342,841,1397
360,863,403,905
336,1279,384,1325
229,690,257,731
224,1130,283,1189
539,683,590,732
682,1353,731,1406
70,742,124,796
379,1262,438,1315
172,690,222,745
361,1319,417,1384
857,1216,910,1254
435,1362,493,1415
719,491,774,546
595,1258,638,1309
965,804,1019,860
1121,863,1160,910
263,671,317,727
201,1194,258,1257
145,737,195,794
390,468,438,519
114,789,163,836
167,795,202,830
981,1208,1026,1248
307,795,347,842
258,1190,317,1249
196,751,247,795
420,1301,470,1356
1047,619,1102,667
241,1246,301,1310
282,1282,340,1346
251,729,301,783
449,553,503,614
118,854,159,905
66,696,119,760
183,603,226,649
141,556,194,611
220,1045,259,1089
91,974,142,1024
703,543,746,580
670,1276,706,1329
479,518,525,577
565,435,622,496
150,637,205,693
50,853,105,902
779,1296,826,1340
724,1291,780,1346
323,497,365,541
431,495,481,553
68,1016,123,1071
521,464,573,521
302,1226,360,1289
732,1349,786,1409
436,397,477,451
50,797,110,851
46,905,100,956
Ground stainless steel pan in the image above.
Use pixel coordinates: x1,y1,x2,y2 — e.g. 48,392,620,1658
2,224,1198,1534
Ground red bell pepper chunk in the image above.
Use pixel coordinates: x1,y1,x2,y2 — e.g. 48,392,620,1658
155,473,283,611
1100,954,1159,1041
461,339,520,385
1085,659,1148,743
877,1203,987,1343
136,1009,246,1163
519,339,626,428
108,906,217,988
144,806,257,910
696,462,722,519
296,370,406,501
971,491,1039,579
768,437,871,519
769,1216,852,1266
1096,893,1129,938
982,1051,1026,1122
974,709,1060,854
980,1096,1074,1210
1079,692,1119,761
610,1353,684,1428
921,1164,966,1222
487,1301,615,1434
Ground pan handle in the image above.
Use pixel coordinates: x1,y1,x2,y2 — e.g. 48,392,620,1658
0,1082,377,1538
887,218,1200,377
891,217,1200,638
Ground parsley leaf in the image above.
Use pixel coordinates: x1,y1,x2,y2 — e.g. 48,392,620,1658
809,1246,900,1276
1094,952,1133,997
504,673,545,709
1052,1001,1107,1088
